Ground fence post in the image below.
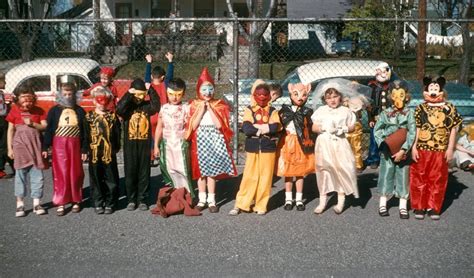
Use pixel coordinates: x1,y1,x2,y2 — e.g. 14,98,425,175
232,19,240,165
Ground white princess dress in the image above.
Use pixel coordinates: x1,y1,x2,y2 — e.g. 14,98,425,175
311,105,359,198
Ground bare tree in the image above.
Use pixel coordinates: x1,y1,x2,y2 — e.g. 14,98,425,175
458,1,472,85
7,0,54,62
417,0,427,81
226,0,277,78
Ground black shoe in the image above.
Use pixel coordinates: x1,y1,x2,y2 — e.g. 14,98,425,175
378,206,389,217
295,202,305,211
414,209,425,220
399,208,409,219
427,209,440,220
127,203,136,211
138,203,148,211
95,207,105,214
283,201,294,211
104,207,114,214
370,163,379,169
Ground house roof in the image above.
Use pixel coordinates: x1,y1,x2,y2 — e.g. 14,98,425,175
287,0,351,18
55,0,92,19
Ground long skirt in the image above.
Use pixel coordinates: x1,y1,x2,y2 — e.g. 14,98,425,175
52,136,84,205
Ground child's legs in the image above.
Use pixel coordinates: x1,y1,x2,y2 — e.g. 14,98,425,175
136,142,151,204
394,162,409,200
427,152,448,213
124,140,139,203
409,150,428,210
103,159,120,208
28,167,44,199
378,153,395,196
295,177,304,193
14,166,30,198
235,152,260,211
254,152,276,213
89,163,105,207
197,177,207,193
206,177,216,194
284,177,293,193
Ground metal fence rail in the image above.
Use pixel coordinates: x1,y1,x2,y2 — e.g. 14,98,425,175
0,17,473,164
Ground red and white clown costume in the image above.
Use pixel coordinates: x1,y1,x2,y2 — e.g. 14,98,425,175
410,77,462,220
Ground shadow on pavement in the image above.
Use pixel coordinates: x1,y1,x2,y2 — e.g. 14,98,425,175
441,170,469,213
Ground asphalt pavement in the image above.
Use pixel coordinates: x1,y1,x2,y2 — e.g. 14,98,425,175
0,163,473,277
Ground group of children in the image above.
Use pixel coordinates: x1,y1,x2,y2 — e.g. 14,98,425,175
3,58,470,220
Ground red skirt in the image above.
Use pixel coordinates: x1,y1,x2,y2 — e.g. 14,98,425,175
52,136,84,206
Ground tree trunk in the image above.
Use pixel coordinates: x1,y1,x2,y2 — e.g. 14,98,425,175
19,35,35,62
459,23,472,85
416,0,427,82
248,38,260,78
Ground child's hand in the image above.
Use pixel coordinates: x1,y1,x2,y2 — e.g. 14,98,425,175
7,148,14,159
445,149,454,163
165,51,173,62
411,148,419,162
391,149,406,162
145,54,153,63
42,151,48,159
154,146,160,158
81,153,88,162
23,117,31,126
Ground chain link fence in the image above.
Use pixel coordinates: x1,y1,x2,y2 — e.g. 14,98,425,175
0,18,473,164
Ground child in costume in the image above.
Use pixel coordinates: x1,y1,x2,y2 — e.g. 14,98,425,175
154,78,193,196
187,68,236,213
276,82,315,211
144,52,174,165
374,80,416,219
229,81,281,216
410,76,462,220
84,86,121,214
367,62,393,169
116,78,160,211
42,76,87,216
6,86,47,217
311,80,358,215
0,86,14,179
83,67,118,110
453,123,474,171
269,83,283,103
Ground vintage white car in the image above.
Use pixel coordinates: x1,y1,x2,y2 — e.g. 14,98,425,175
4,58,130,111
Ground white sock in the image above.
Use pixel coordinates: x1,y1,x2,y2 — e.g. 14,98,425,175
198,192,207,204
335,194,345,211
207,193,216,205
314,195,327,213
285,191,293,202
399,198,407,210
380,196,387,207
17,200,24,208
33,198,40,206
295,192,303,202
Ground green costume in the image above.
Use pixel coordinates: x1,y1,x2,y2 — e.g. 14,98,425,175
374,107,416,198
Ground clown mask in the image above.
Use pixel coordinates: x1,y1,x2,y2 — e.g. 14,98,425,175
167,87,184,105
391,88,407,109
199,82,214,100
253,87,271,107
288,83,311,107
375,64,391,83
17,94,35,112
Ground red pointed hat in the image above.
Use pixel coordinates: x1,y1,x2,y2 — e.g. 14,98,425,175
100,67,115,77
196,67,214,99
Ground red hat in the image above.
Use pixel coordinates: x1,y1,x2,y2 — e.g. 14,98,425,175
196,67,214,99
100,67,115,78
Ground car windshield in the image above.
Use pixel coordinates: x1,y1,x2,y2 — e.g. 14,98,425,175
88,66,101,84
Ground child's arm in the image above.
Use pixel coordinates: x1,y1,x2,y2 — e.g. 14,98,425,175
411,128,420,162
241,107,258,136
144,54,153,87
165,52,174,84
191,103,206,131
207,102,222,129
28,119,47,131
7,122,15,159
142,87,161,115
154,114,163,158
455,143,474,156
115,92,135,117
445,127,458,162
